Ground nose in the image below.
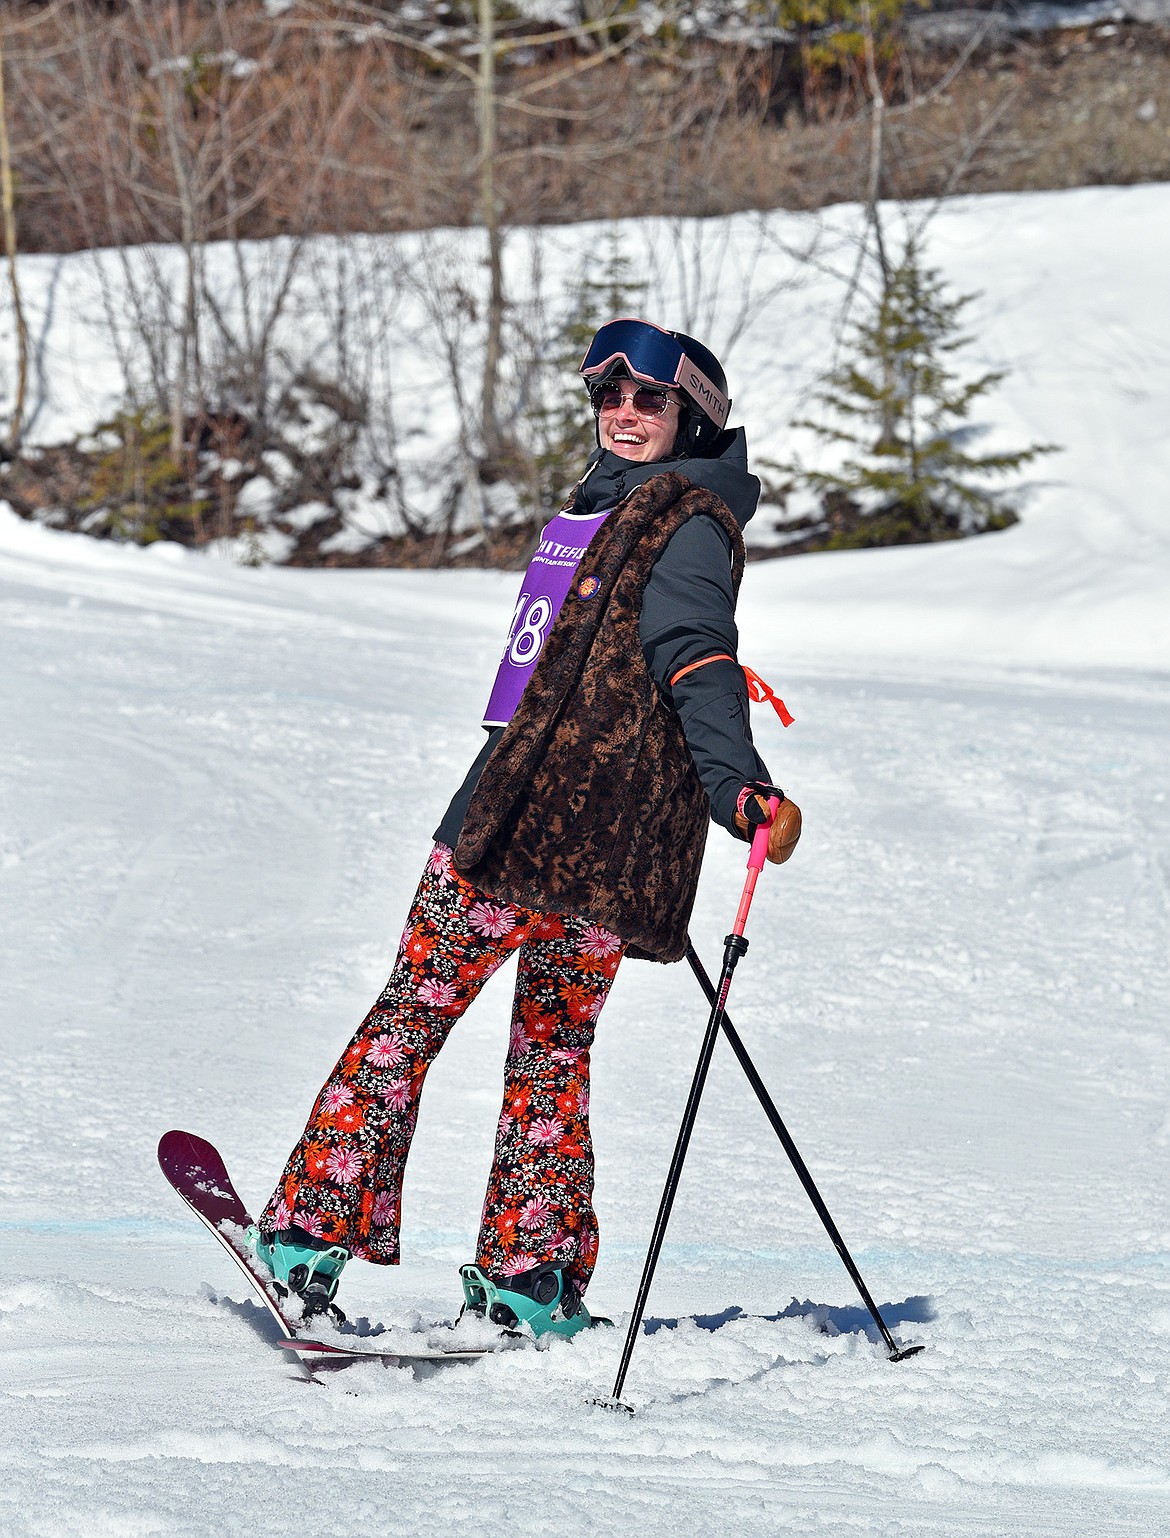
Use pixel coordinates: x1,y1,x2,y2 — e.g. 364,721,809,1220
613,392,639,422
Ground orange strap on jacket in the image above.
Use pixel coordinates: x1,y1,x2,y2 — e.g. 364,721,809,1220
742,664,795,727
669,655,795,727
669,652,735,686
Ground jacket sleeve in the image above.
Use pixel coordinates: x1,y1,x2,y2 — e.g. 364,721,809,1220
639,514,772,835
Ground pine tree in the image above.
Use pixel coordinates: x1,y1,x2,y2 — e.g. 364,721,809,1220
792,236,1054,546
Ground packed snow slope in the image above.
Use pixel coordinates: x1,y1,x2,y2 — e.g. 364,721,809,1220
2,186,1169,1537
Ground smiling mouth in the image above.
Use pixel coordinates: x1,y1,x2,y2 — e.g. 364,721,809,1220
611,431,645,444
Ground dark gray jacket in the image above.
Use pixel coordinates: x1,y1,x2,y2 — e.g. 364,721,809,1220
435,428,772,847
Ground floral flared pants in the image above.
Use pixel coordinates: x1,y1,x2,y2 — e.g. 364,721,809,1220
260,844,625,1293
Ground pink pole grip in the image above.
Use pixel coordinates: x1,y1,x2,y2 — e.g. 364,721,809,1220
747,795,782,873
732,795,782,937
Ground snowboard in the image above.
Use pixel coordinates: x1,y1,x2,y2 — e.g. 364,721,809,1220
157,1130,491,1371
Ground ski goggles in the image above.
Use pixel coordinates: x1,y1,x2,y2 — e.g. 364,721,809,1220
588,380,678,418
579,318,730,429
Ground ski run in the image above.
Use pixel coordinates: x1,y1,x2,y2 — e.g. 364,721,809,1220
2,184,1169,1535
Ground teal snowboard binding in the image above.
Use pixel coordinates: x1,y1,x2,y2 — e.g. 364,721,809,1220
246,1225,350,1320
459,1261,609,1340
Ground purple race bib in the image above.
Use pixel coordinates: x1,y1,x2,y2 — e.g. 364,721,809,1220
482,506,611,727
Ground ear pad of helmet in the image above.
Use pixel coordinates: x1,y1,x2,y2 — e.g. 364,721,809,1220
679,407,724,457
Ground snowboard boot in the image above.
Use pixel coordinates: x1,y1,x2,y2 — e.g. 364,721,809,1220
459,1261,610,1340
246,1224,350,1320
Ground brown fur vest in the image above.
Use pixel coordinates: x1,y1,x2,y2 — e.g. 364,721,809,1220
454,472,745,963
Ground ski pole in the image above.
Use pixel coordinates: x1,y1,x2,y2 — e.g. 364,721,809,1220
684,941,924,1364
594,794,784,1415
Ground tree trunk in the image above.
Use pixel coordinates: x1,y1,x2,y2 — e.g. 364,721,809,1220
862,3,889,284
0,36,29,455
477,0,504,467
128,0,198,465
862,4,900,463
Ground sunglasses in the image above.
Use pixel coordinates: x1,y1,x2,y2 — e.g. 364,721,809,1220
589,382,677,417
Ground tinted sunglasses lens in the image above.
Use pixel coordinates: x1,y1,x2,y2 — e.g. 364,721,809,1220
634,387,670,415
590,384,671,415
590,384,624,413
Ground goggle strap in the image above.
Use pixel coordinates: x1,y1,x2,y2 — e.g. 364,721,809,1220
673,355,730,430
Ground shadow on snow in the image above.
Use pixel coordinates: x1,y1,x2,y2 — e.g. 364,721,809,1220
643,1294,936,1342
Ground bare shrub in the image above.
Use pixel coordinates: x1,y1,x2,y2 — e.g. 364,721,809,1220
8,1,1155,255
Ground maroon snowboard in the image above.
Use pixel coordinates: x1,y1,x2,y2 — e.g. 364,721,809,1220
157,1129,303,1338
157,1130,490,1370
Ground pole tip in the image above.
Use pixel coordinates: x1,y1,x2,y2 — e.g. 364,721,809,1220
589,1396,636,1416
888,1343,926,1362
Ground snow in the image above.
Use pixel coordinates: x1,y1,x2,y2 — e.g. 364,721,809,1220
2,185,1170,1535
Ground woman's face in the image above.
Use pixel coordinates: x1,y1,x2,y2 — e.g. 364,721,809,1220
597,384,683,463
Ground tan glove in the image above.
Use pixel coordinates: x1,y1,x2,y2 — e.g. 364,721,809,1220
734,793,802,865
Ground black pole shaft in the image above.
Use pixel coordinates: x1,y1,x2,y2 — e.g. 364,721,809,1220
684,939,907,1360
608,934,747,1406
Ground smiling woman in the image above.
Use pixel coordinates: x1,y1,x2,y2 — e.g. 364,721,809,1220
247,315,802,1341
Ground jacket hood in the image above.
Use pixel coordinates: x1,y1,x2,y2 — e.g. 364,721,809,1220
574,427,760,532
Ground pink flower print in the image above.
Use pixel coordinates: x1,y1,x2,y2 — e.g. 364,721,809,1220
273,1198,292,1229
297,1210,324,1238
497,1112,514,1138
321,1082,355,1115
366,1034,406,1069
417,977,458,1009
498,1253,538,1278
372,1191,396,1227
326,1146,363,1184
509,1018,529,1055
427,844,455,884
577,1086,590,1116
381,1079,413,1112
518,1195,552,1231
579,924,621,958
467,901,517,939
551,1048,579,1065
527,1116,565,1147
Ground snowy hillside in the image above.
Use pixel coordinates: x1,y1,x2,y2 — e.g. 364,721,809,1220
2,185,1169,1536
7,184,1170,612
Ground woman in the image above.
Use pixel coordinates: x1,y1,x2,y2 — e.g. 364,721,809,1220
249,318,801,1338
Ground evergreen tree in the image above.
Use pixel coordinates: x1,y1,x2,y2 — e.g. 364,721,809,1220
791,236,1055,546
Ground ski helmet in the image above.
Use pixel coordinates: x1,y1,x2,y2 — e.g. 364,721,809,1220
579,317,731,456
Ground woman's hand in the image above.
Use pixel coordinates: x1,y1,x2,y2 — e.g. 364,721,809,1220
734,792,802,864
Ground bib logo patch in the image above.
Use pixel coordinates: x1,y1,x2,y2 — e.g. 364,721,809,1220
577,575,601,600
